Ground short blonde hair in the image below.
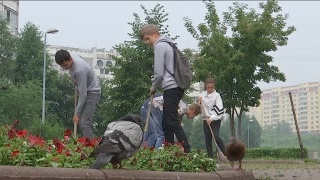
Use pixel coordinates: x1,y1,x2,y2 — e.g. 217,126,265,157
188,103,201,115
140,24,160,40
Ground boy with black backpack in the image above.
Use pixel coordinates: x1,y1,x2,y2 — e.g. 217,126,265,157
140,24,192,153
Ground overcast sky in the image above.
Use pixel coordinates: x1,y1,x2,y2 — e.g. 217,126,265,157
18,1,320,90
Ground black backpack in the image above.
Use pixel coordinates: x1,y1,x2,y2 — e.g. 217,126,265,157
161,41,193,90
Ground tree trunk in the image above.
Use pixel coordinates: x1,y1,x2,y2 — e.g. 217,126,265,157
237,109,243,141
229,107,236,137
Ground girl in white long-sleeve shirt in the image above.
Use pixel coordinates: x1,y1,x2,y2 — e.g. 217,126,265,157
198,77,225,158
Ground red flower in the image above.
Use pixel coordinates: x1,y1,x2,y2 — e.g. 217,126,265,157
77,137,97,148
89,138,99,147
11,150,20,157
77,137,88,144
64,129,72,137
28,135,45,147
8,129,17,139
16,130,27,138
8,129,27,139
53,138,66,153
65,150,72,156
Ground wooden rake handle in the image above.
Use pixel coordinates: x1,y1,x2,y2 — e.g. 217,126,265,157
74,87,78,138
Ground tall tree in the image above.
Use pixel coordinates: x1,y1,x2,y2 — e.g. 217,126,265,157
184,0,295,139
14,22,50,84
0,15,17,83
105,4,177,122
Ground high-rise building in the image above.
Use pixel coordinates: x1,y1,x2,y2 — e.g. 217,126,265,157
248,82,320,134
0,0,19,35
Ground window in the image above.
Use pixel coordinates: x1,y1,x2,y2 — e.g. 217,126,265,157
4,8,18,28
97,60,104,68
106,61,113,66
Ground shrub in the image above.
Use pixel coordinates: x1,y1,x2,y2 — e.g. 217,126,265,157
246,147,308,159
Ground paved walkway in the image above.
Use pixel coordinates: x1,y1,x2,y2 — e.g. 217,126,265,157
253,169,320,180
217,160,320,180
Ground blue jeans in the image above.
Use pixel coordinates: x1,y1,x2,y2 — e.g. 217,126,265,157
140,106,164,149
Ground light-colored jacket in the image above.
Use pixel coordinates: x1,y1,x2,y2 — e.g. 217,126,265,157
199,90,225,121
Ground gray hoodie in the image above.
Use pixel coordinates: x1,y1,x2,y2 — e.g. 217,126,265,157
152,35,178,90
69,55,101,116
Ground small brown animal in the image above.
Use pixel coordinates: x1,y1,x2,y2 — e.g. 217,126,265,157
225,136,246,171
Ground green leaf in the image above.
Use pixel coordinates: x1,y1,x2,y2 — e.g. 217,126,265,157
50,162,60,168
36,157,47,162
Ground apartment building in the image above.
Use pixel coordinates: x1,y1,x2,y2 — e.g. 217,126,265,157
0,0,19,35
47,45,118,80
248,82,320,134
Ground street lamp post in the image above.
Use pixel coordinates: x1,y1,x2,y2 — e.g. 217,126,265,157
42,28,59,124
248,119,253,148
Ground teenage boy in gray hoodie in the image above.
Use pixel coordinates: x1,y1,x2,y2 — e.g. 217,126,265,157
140,24,191,153
55,49,101,139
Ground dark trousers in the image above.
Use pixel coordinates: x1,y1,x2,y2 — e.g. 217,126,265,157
203,120,225,158
163,87,190,152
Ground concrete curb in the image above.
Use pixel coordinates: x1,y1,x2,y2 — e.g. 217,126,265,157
0,166,255,180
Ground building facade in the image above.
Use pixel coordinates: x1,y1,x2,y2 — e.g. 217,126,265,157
0,0,19,35
248,82,320,134
47,45,118,80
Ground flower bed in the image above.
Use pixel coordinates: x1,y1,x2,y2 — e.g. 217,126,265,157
0,120,216,172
